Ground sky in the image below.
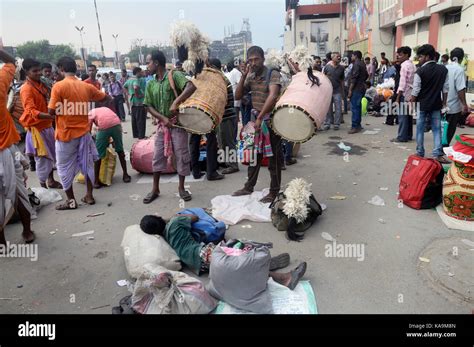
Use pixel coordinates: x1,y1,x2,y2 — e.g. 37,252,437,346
0,0,286,56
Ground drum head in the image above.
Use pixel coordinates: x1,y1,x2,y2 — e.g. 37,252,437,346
178,108,213,134
272,107,315,143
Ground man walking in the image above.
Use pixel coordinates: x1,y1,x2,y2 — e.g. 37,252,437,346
410,44,450,163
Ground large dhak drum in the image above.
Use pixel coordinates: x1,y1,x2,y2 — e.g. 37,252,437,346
130,138,176,174
178,68,227,134
271,71,332,143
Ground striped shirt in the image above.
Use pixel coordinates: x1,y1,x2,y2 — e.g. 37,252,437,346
243,66,281,112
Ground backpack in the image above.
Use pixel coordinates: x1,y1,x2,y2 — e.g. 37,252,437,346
177,208,226,244
399,155,444,209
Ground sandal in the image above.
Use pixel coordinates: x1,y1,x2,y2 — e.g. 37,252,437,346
56,199,78,210
288,262,307,290
143,192,159,204
123,175,131,183
23,231,36,244
269,253,290,271
81,196,96,205
179,190,192,201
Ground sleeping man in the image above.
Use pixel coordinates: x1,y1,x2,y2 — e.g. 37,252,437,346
140,214,307,290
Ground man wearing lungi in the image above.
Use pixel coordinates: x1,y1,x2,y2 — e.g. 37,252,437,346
48,57,110,210
232,46,282,203
19,58,62,189
142,50,195,204
0,49,35,245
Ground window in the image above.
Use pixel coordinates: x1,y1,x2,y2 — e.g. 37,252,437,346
443,9,462,25
404,23,416,36
418,19,430,32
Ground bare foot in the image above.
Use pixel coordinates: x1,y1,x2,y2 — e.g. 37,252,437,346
22,230,36,244
81,196,96,205
93,181,107,189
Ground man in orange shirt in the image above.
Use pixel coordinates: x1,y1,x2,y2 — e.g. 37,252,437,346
20,58,62,189
48,57,110,210
0,49,35,245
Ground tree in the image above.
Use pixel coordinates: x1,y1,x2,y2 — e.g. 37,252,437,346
125,44,178,64
16,40,78,64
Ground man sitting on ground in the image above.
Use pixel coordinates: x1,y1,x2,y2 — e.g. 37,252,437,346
140,214,307,290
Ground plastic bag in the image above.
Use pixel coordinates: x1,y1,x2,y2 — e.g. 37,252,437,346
131,264,217,314
207,244,273,314
99,147,116,186
31,187,62,208
441,114,449,146
121,225,181,278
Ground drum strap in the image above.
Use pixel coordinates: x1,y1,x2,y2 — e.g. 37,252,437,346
168,70,179,99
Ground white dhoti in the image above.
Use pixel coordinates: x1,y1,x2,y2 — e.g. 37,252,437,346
0,145,32,227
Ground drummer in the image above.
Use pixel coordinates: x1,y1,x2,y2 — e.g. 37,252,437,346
142,50,195,204
232,45,283,203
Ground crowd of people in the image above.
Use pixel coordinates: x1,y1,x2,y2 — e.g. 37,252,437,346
314,44,469,164
0,40,470,249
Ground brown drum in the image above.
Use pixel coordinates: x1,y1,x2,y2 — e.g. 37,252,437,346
178,68,227,134
271,71,332,143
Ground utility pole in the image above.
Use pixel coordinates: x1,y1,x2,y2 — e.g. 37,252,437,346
93,0,106,61
75,26,87,70
137,39,143,65
112,34,119,68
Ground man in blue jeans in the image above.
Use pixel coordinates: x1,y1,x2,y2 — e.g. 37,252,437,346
347,51,368,134
410,44,450,164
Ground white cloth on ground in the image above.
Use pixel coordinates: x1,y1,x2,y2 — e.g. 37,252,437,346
211,189,271,225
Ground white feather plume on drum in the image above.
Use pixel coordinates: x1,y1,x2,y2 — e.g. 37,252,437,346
271,70,332,143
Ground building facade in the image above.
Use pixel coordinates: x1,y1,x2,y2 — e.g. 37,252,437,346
284,1,347,56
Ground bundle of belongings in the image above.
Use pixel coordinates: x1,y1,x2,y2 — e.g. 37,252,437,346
441,134,474,221
239,121,268,167
116,208,309,314
206,239,306,314
270,178,323,241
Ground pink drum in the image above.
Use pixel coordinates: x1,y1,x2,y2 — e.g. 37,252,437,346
130,138,176,174
271,71,333,143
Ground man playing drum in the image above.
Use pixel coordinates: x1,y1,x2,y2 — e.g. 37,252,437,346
142,50,195,204
232,46,283,203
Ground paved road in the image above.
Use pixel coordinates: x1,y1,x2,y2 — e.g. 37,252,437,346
1,114,472,314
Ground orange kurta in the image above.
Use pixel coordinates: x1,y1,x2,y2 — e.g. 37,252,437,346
0,63,20,149
19,80,53,131
48,76,106,142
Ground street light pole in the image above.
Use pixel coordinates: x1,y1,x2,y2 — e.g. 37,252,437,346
112,34,119,68
75,26,86,71
137,38,143,65
93,0,106,61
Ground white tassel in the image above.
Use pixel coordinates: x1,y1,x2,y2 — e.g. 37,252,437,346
282,178,312,223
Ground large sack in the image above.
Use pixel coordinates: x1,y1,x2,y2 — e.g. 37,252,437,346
121,225,181,278
131,264,217,314
207,244,273,314
99,146,116,186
